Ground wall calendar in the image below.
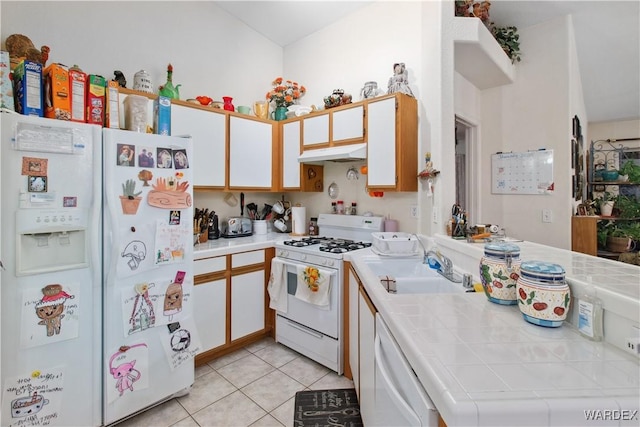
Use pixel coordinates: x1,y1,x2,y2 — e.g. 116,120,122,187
491,150,554,195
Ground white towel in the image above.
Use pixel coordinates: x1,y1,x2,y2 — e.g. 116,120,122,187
267,258,288,313
295,265,332,309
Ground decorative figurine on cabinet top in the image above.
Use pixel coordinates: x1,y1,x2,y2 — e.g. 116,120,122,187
387,62,414,97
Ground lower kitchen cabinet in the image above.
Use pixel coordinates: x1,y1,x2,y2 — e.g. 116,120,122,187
358,283,376,426
194,248,274,365
231,270,265,340
346,263,376,426
193,276,226,352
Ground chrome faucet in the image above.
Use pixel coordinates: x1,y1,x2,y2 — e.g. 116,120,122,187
425,249,462,283
412,234,429,264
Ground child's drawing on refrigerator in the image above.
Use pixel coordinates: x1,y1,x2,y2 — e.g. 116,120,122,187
160,316,202,371
21,284,80,349
123,283,157,336
107,343,149,403
1,367,65,427
154,220,189,265
117,223,155,279
163,271,186,322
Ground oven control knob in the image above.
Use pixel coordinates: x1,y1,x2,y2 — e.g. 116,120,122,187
327,260,335,267
300,254,307,261
321,259,327,265
278,250,288,257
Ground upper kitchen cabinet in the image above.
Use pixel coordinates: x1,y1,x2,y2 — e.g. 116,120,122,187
228,115,276,190
332,104,365,144
301,103,365,148
302,112,330,147
280,120,323,192
366,93,418,191
452,17,515,89
171,102,226,189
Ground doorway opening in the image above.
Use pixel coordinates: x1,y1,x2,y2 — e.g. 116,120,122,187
455,116,478,224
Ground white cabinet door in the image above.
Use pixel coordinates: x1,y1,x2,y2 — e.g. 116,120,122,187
367,98,397,187
171,104,226,187
231,270,265,340
229,116,273,189
348,268,360,396
302,113,330,147
282,121,301,189
332,105,364,143
358,287,376,426
193,278,226,353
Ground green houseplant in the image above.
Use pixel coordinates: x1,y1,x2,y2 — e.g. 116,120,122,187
491,26,521,64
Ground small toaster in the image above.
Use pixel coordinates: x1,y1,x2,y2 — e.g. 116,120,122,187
221,217,252,237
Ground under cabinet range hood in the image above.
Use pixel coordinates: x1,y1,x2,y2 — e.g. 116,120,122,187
298,143,367,162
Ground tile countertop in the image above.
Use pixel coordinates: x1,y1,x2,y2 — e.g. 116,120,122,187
193,232,287,260
346,248,640,427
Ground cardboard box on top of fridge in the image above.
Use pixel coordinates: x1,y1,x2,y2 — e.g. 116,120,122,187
105,80,120,129
44,63,71,120
68,66,87,122
86,74,105,125
13,59,43,116
0,51,14,111
154,95,171,135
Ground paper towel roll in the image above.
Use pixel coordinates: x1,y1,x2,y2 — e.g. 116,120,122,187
291,206,306,235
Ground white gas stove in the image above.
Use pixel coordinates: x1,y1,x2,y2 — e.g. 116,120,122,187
274,214,384,260
273,214,383,374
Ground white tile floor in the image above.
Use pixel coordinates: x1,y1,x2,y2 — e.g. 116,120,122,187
117,338,354,427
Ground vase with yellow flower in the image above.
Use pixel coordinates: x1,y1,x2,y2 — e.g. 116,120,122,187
266,77,306,121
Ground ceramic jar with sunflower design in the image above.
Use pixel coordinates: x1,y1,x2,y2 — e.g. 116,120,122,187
479,242,521,305
516,261,570,328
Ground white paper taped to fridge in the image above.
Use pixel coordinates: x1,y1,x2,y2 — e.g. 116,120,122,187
106,343,149,404
20,283,80,349
160,316,202,371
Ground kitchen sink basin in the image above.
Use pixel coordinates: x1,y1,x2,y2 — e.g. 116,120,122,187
363,258,465,294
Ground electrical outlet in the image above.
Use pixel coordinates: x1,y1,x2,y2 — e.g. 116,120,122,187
410,205,419,219
432,207,439,223
624,326,640,358
542,209,553,223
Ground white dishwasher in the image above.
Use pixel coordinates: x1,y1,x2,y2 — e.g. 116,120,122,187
373,314,439,426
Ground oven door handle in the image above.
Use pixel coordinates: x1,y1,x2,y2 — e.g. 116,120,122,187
285,319,324,339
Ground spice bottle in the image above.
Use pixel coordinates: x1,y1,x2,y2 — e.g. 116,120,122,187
336,200,344,214
308,217,319,236
350,202,357,215
331,202,337,214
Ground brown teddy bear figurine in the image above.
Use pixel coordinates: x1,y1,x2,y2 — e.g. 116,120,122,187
5,34,50,70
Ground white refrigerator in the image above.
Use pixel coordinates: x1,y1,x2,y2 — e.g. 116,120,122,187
102,128,197,425
1,113,198,427
0,111,103,427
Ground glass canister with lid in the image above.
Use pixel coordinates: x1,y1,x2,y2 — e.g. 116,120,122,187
479,242,521,305
516,261,570,328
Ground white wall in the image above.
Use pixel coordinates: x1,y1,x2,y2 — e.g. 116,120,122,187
479,16,575,249
589,119,640,142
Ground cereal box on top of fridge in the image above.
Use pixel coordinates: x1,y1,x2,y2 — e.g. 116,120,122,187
0,51,14,111
154,95,171,135
68,65,87,122
105,80,120,129
44,63,71,120
86,74,105,125
13,59,43,116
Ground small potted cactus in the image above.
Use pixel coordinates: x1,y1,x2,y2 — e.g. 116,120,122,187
120,179,142,215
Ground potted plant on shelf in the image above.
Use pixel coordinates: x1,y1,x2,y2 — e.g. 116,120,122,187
596,191,616,217
598,220,640,253
491,25,521,63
